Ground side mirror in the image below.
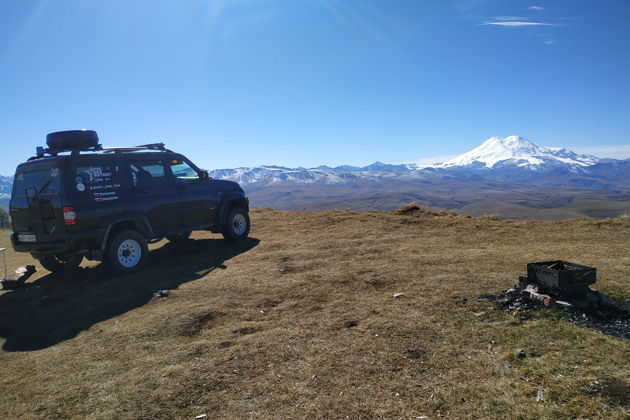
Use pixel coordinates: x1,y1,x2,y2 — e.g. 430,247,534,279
200,171,209,180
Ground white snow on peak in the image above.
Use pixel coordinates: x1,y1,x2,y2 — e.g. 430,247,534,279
205,135,603,187
437,135,598,168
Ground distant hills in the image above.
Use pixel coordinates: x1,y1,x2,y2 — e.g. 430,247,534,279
0,175,11,209
209,136,630,188
2,136,629,219
208,136,630,219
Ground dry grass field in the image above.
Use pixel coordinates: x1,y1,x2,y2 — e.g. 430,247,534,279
0,208,629,419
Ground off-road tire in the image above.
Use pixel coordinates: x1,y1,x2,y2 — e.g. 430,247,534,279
222,207,250,241
38,254,83,273
166,231,191,243
105,230,149,275
46,130,99,150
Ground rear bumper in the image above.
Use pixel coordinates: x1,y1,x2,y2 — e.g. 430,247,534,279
11,233,68,253
11,227,107,256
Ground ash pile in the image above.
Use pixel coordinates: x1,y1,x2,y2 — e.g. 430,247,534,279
490,261,630,339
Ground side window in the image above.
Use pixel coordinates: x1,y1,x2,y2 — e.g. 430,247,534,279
128,160,167,187
169,158,199,183
75,160,122,202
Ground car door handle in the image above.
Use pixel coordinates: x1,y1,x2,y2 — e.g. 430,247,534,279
136,188,147,195
178,184,188,191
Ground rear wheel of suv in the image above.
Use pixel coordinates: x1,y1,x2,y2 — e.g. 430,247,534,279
105,230,149,275
166,231,191,243
38,254,83,273
222,207,250,241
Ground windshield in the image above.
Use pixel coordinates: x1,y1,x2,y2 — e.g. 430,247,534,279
12,166,61,198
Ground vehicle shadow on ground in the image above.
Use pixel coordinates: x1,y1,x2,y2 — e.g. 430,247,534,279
0,237,259,352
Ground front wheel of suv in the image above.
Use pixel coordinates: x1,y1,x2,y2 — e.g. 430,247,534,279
38,254,83,273
222,207,250,241
105,230,149,275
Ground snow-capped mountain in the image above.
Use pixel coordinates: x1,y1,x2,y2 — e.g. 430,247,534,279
438,135,598,169
206,136,629,219
0,175,12,197
208,136,608,187
0,175,12,209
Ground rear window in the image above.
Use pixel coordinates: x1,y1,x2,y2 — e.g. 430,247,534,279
75,160,122,202
12,166,61,198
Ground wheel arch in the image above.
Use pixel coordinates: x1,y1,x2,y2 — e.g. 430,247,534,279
218,195,249,226
99,215,154,251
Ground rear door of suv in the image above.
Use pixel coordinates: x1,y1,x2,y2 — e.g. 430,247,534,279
127,157,184,234
9,159,66,244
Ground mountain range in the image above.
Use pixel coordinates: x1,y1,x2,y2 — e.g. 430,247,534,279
208,136,629,187
0,176,11,207
207,136,630,219
2,136,629,219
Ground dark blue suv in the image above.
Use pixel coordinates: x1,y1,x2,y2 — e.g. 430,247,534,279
8,130,250,274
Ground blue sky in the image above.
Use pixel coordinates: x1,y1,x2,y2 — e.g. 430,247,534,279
1,0,629,174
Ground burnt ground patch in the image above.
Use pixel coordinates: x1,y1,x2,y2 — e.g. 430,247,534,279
483,289,630,340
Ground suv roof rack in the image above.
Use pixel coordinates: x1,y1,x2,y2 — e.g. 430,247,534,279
102,142,172,153
28,143,104,161
27,142,172,161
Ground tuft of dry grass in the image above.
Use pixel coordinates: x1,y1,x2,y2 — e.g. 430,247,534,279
0,208,629,419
